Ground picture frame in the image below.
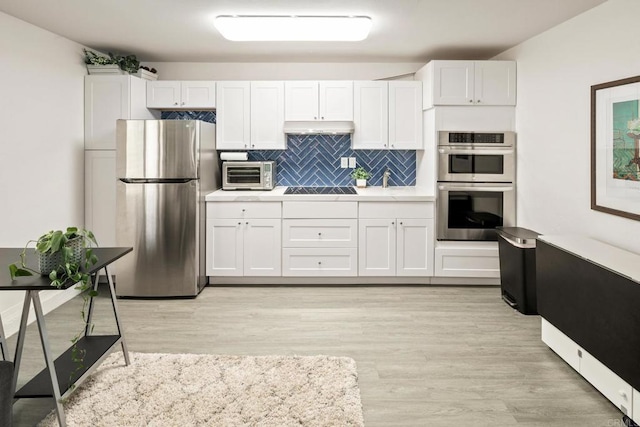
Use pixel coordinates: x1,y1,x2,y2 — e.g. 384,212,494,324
591,75,640,221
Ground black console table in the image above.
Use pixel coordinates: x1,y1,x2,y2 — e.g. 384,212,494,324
0,247,132,427
537,236,640,422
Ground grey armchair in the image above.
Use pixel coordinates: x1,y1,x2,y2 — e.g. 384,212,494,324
0,360,13,427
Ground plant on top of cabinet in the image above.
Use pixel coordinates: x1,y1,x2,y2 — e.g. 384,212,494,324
84,49,156,77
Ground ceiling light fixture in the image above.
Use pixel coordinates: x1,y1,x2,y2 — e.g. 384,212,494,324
214,15,372,42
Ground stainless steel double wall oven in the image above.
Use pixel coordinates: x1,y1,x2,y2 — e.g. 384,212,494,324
437,131,516,241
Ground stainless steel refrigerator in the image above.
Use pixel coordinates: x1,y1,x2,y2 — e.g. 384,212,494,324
115,119,219,297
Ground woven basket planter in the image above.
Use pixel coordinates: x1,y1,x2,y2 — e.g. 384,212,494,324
38,236,84,275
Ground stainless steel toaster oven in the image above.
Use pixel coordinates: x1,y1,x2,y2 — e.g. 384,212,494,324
222,161,276,190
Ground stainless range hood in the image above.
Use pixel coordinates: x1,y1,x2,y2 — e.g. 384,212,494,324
283,121,354,135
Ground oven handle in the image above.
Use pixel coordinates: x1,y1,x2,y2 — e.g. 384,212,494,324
438,147,515,155
438,184,514,192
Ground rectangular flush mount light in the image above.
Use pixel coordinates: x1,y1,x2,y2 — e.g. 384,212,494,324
214,15,372,41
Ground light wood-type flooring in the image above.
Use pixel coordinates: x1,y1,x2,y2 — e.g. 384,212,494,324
8,285,624,426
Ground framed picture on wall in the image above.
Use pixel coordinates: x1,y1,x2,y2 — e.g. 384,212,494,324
591,75,640,221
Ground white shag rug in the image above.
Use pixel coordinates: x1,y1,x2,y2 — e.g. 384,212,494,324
38,351,364,427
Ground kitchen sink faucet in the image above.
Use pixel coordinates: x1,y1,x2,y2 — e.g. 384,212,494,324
382,168,391,188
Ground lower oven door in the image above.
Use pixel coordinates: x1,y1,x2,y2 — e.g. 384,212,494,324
437,146,515,182
437,182,516,241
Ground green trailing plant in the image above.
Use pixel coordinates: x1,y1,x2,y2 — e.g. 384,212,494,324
9,227,99,388
83,49,140,73
83,49,117,66
110,53,140,74
350,167,371,180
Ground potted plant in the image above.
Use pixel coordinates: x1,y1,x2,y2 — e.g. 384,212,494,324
83,49,121,74
83,49,146,75
8,227,98,382
351,167,371,188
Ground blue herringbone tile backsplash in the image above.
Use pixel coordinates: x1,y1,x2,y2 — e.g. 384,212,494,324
162,111,416,186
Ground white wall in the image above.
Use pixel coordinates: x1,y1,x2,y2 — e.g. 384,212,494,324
0,11,86,334
494,0,640,254
144,61,423,81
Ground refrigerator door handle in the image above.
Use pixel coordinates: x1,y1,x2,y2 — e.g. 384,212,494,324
119,178,194,184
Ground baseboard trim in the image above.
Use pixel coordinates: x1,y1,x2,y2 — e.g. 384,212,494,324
208,276,500,286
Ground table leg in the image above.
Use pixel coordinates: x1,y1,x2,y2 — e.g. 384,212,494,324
84,273,100,337
0,311,8,361
104,266,130,365
31,291,66,427
11,292,32,398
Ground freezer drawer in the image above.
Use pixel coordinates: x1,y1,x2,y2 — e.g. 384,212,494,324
116,180,203,297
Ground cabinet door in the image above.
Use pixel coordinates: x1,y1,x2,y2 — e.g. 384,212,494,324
352,81,388,149
432,60,474,105
319,81,353,121
285,81,319,121
146,81,181,108
397,218,433,276
207,219,243,276
85,76,131,149
85,150,117,246
389,81,422,149
250,81,286,149
216,81,251,150
181,81,216,109
474,61,516,106
244,219,282,276
358,219,396,276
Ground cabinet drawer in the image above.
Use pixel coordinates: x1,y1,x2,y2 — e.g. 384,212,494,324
359,202,434,219
207,202,281,219
283,201,357,218
283,219,357,248
580,350,633,416
434,242,499,278
282,248,357,276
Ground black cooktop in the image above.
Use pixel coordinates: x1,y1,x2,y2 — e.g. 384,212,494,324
284,186,357,195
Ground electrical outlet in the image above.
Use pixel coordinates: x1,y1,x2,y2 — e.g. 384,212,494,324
348,157,356,168
340,157,348,168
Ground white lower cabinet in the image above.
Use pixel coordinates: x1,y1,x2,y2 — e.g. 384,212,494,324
282,202,358,277
283,248,357,276
434,242,500,278
206,203,281,277
358,202,434,277
542,319,637,420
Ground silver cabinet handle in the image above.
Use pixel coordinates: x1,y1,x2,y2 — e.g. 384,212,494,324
318,261,322,265
400,222,403,225
245,221,249,225
469,99,473,103
476,100,481,103
314,116,317,120
391,221,395,225
237,222,241,225
174,102,178,105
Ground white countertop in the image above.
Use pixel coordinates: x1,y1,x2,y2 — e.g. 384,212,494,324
539,235,640,284
205,186,436,202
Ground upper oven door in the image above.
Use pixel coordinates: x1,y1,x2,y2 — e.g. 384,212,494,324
438,146,515,182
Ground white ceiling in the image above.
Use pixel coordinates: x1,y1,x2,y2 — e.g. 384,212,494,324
0,0,607,63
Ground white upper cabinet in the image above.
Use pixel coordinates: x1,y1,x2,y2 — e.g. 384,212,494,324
216,81,251,150
250,81,286,150
353,81,422,150
146,81,216,109
285,81,353,121
352,81,389,149
216,81,285,150
389,81,422,149
85,75,157,150
417,60,516,108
